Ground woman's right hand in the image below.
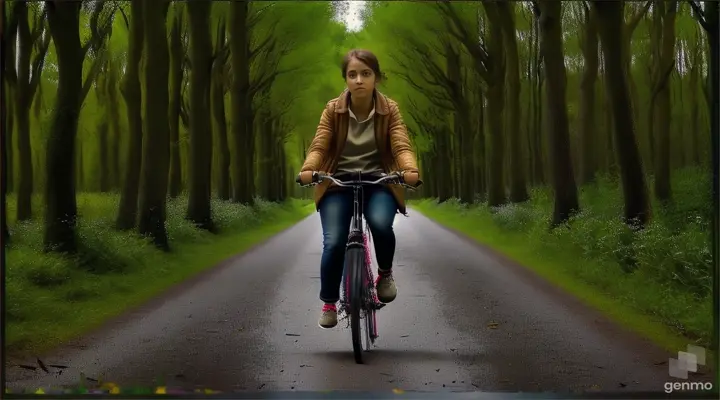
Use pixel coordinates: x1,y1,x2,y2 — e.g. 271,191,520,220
297,171,316,185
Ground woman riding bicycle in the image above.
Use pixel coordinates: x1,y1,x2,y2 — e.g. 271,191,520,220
297,49,421,329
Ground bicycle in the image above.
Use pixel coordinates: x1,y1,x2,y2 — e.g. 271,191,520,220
296,169,417,364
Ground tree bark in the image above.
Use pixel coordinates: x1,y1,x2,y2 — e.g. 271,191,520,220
497,2,528,203
186,0,215,230
44,0,84,253
538,0,580,225
593,0,651,227
578,3,599,184
116,0,145,231
168,8,183,198
229,1,254,204
137,0,171,249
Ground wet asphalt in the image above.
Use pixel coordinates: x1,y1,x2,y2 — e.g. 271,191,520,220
3,210,707,394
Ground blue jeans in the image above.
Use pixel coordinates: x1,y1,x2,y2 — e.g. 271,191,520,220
318,186,398,303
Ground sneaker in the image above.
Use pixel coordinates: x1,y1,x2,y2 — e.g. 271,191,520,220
318,303,337,329
375,270,397,303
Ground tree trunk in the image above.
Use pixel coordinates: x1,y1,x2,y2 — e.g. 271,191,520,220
484,12,506,207
44,0,84,253
168,8,183,198
95,66,111,192
475,87,486,199
105,58,122,190
1,9,9,244
593,0,651,227
116,0,145,230
14,1,35,220
497,2,528,203
578,4,599,184
137,0,171,249
649,0,677,202
229,1,254,204
186,0,214,231
211,47,231,200
538,0,580,225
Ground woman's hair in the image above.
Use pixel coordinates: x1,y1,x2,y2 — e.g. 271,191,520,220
341,49,387,82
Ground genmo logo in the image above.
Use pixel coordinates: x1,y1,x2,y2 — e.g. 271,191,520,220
664,381,713,394
664,344,712,393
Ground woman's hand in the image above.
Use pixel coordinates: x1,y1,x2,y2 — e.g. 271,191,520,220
402,171,419,187
298,171,315,185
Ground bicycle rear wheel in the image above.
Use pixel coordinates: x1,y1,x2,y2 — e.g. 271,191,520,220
345,246,366,364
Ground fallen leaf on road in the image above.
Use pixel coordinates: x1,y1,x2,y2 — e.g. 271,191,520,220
285,333,301,337
300,364,313,368
435,369,440,372
36,358,50,373
400,335,409,338
48,364,68,369
487,322,499,329
392,389,404,394
17,365,37,371
619,382,627,387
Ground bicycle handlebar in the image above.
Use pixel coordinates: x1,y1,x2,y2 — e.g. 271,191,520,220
295,170,419,190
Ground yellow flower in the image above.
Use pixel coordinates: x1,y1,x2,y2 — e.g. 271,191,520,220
34,389,45,395
155,387,167,394
110,387,120,395
392,388,405,394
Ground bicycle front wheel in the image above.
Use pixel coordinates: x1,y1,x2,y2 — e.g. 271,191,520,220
345,246,366,364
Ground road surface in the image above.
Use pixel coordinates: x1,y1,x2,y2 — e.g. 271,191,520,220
3,210,709,394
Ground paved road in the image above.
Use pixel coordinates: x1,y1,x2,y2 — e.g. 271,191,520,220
3,210,707,394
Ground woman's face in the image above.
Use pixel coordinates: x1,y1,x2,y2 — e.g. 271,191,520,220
345,57,376,101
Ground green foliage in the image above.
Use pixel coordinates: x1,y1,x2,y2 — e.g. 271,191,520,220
5,193,312,352
415,166,713,345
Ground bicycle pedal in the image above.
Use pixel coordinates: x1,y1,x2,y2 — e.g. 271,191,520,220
372,302,386,310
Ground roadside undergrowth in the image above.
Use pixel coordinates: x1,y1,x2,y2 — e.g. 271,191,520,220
411,166,713,357
4,193,313,356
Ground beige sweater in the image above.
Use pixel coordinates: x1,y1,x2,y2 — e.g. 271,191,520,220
336,102,383,173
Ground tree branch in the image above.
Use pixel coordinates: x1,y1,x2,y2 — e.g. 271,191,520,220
626,0,652,34
686,0,710,31
436,1,491,80
29,33,51,96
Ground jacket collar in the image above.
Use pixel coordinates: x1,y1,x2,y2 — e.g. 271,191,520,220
334,88,389,115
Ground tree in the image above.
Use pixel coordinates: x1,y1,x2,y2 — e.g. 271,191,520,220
14,3,49,221
137,0,171,249
186,0,215,231
592,0,651,228
44,0,84,252
648,0,678,202
537,1,580,225
116,0,144,231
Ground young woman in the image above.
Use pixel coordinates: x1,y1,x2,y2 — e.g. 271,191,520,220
297,49,421,329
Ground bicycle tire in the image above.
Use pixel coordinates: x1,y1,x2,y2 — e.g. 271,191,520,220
346,246,366,364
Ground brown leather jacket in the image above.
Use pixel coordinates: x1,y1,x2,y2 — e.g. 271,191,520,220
300,89,420,214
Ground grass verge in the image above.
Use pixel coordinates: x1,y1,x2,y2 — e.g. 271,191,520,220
5,194,314,357
410,167,713,361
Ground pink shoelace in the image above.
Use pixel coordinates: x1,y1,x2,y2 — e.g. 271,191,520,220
322,303,337,312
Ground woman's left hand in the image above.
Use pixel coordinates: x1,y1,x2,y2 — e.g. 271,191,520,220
402,171,419,187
